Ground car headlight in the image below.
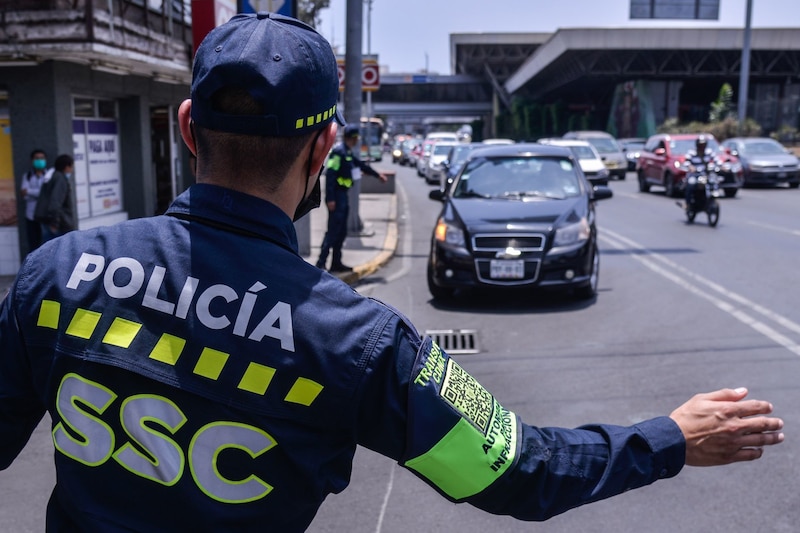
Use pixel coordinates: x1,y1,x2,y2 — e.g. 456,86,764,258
553,218,591,248
597,168,610,178
434,219,466,248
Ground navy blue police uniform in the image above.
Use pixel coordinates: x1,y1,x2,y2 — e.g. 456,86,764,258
0,11,687,532
316,133,383,271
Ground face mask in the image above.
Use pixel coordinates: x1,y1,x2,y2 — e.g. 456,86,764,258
33,159,46,170
293,128,325,222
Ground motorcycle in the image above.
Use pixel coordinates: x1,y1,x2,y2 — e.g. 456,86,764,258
679,161,721,227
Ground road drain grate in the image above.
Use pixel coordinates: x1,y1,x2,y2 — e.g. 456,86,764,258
425,329,480,354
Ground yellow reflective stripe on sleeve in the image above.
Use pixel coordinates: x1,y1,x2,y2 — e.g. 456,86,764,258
102,317,142,348
193,348,230,380
238,362,276,395
149,333,186,365
405,401,518,500
37,299,61,329
66,309,102,339
284,377,324,406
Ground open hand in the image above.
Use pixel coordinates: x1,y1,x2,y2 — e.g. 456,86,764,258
670,388,784,467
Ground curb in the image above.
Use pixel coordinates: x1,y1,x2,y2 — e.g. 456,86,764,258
334,193,398,285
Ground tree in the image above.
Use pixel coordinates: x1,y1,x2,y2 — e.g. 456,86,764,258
296,0,331,28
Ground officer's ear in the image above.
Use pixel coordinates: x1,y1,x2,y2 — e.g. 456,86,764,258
178,99,196,156
310,123,337,175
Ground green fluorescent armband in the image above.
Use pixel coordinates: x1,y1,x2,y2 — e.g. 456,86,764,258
404,340,518,500
327,154,341,171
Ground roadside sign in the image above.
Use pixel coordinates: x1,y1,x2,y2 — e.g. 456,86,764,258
239,0,294,17
337,55,380,92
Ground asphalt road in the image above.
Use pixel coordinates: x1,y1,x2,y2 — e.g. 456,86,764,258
3,168,799,532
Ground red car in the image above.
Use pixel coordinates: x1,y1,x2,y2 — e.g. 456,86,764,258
637,133,744,198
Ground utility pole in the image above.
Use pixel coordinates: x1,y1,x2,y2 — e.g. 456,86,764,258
345,0,366,234
737,0,753,132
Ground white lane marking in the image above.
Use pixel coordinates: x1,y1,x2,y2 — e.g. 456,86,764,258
747,220,800,237
374,462,396,533
600,228,800,356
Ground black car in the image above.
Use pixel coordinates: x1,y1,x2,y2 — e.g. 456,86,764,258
427,143,613,301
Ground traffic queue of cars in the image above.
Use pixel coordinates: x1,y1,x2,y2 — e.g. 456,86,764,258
387,129,798,301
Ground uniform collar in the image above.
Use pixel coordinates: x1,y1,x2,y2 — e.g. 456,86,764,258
166,183,299,253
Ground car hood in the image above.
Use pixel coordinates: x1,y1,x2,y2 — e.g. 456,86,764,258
742,153,799,167
450,197,584,232
579,159,606,172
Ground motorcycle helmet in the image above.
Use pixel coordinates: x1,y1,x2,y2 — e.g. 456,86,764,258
696,134,708,153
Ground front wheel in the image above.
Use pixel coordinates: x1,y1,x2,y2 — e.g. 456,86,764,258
707,201,720,227
724,188,738,198
638,170,650,192
664,173,676,198
575,246,600,300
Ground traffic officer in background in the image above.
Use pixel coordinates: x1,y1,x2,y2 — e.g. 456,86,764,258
315,123,387,272
0,12,784,533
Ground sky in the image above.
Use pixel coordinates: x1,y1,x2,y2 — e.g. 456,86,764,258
316,0,800,75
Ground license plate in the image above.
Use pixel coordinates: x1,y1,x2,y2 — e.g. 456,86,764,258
490,260,524,279
778,172,787,179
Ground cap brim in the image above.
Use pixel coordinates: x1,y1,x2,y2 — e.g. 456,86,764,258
334,107,346,126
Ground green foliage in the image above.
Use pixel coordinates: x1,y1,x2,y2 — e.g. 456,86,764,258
296,0,331,28
656,116,762,141
709,83,735,123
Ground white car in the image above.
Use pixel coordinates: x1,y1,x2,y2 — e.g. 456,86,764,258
425,141,459,185
537,138,610,185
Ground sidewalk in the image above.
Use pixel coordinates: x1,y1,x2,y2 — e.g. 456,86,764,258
303,191,398,285
0,190,398,297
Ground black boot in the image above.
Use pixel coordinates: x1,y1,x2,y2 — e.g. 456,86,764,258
329,262,353,273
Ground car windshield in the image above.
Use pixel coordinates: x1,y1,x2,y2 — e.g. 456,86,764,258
453,156,581,200
586,137,620,153
568,145,598,160
671,138,719,155
433,144,453,155
450,145,474,165
740,140,787,155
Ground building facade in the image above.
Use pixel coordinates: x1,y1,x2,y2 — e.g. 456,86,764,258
0,0,194,274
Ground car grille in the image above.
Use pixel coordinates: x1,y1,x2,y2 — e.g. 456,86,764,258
473,234,545,252
471,232,546,285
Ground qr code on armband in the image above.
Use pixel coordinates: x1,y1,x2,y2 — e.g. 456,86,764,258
440,359,493,434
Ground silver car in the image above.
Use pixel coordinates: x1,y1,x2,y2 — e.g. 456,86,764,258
564,130,628,180
721,137,800,188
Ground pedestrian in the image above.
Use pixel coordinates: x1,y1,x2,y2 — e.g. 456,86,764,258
0,12,784,532
18,148,51,254
315,123,387,272
34,153,75,242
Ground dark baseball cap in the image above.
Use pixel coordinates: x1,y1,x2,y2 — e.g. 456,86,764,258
191,12,345,137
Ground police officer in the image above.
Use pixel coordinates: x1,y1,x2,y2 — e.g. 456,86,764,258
0,12,784,532
315,124,387,272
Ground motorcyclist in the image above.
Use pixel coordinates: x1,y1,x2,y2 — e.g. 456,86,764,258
683,134,714,209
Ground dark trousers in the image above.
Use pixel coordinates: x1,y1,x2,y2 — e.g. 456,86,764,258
317,204,349,267
25,218,41,254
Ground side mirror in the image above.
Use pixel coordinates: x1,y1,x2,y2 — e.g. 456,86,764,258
591,185,613,201
429,189,445,202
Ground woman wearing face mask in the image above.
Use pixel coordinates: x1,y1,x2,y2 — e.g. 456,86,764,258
34,154,76,242
19,149,53,253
